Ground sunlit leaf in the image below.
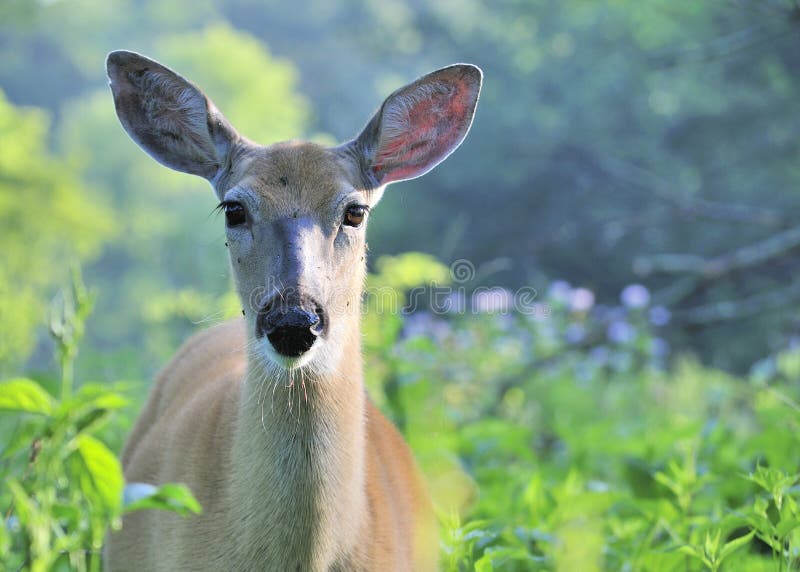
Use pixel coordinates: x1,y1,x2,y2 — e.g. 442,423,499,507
76,434,123,515
718,531,755,562
123,483,202,517
0,378,54,415
775,518,800,539
6,479,33,526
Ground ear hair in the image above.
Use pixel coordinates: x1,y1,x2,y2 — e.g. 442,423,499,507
340,64,482,189
106,50,240,185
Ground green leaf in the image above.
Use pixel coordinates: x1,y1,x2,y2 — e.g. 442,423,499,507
6,479,33,526
73,383,130,409
73,407,111,434
718,531,755,562
57,385,129,418
775,517,800,538
0,511,9,562
704,529,721,558
752,496,769,518
677,544,714,568
123,483,202,517
0,378,54,415
0,418,40,459
678,545,704,560
752,528,782,552
50,502,81,526
76,434,123,515
474,547,538,572
746,513,775,537
653,471,679,496
475,555,494,572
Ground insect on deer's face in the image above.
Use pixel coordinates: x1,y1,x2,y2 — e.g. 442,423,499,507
219,142,382,370
106,50,481,371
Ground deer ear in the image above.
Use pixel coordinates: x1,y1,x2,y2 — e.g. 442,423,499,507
344,64,482,188
106,50,240,184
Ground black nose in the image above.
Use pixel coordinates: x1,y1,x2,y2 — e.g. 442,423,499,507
257,304,323,357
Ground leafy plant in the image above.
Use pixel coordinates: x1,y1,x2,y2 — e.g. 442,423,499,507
0,269,200,571
359,260,800,571
744,466,800,570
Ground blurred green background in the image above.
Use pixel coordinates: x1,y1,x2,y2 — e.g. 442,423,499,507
3,1,800,570
4,0,800,377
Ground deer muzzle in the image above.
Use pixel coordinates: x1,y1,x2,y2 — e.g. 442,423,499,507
256,295,326,357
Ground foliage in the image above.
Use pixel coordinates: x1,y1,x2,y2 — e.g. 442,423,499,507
2,1,800,569
0,257,797,570
364,255,800,570
0,271,200,572
0,91,114,374
4,257,797,571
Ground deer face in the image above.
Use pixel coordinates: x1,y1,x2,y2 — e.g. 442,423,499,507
217,142,377,369
107,51,481,371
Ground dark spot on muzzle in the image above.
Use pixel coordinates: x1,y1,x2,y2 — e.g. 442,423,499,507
256,295,326,357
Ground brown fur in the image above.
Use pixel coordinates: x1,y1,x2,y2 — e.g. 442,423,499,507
107,320,437,571
103,51,480,571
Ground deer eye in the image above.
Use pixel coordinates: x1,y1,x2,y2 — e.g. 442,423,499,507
223,202,246,227
344,205,367,228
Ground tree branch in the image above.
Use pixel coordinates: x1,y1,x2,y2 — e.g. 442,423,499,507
593,155,789,227
636,224,800,279
676,279,800,324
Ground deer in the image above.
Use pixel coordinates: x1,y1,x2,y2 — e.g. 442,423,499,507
102,50,481,571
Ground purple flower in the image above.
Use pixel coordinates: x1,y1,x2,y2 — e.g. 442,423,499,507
547,280,572,303
607,320,636,343
473,287,513,314
123,483,158,506
444,291,466,314
565,323,586,344
592,304,611,321
610,352,634,371
569,287,595,313
620,284,650,309
590,346,610,364
749,358,777,383
526,303,551,321
402,312,451,340
651,337,670,357
648,305,671,326
587,480,610,493
6,516,20,532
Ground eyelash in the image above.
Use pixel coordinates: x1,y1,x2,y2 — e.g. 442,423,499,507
216,201,247,227
213,200,238,215
214,201,370,227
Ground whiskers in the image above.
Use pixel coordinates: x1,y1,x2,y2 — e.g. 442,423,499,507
232,324,351,438
241,342,321,435
285,368,310,428
190,308,230,326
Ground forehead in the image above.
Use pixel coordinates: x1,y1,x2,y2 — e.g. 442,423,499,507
230,141,353,213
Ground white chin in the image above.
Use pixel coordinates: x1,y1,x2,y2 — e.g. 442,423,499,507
259,338,319,370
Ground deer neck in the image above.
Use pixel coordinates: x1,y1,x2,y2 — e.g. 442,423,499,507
226,319,367,571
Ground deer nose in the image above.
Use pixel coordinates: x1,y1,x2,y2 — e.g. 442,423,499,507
257,304,323,357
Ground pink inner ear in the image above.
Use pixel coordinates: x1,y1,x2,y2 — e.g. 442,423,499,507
372,75,474,185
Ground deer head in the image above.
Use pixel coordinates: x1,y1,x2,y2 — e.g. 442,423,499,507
106,51,482,373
